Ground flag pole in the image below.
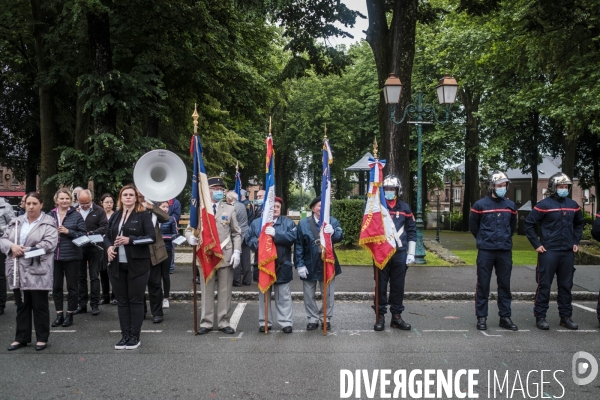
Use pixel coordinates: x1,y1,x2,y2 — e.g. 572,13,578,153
323,123,328,336
192,104,199,335
265,116,272,335
373,138,380,330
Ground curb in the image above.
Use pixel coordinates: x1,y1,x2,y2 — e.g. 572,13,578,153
6,291,597,302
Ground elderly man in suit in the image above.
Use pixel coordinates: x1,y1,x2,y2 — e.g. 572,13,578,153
186,177,242,335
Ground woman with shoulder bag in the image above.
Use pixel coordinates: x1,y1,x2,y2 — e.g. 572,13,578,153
1,192,58,351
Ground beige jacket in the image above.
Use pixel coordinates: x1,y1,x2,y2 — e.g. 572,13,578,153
146,204,170,266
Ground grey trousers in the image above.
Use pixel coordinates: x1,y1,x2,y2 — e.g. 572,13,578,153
200,264,233,329
302,278,335,324
258,282,293,328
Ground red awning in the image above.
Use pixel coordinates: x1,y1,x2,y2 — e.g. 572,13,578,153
0,191,26,197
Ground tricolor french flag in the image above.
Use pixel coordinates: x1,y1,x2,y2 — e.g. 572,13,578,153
320,138,335,287
257,135,277,293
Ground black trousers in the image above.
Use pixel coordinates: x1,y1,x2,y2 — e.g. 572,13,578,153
99,268,112,301
110,264,150,336
475,249,513,318
161,250,171,298
78,246,102,307
14,289,50,343
0,252,6,310
233,241,252,285
147,256,168,318
534,250,575,318
375,250,408,315
53,260,80,312
597,291,600,321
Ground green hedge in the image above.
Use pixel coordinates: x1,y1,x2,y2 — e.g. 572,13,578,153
331,199,366,246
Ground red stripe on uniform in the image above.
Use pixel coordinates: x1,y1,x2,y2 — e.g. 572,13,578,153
470,208,517,215
533,207,581,213
393,212,413,217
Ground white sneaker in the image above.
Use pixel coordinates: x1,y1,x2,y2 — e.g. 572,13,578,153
162,299,169,308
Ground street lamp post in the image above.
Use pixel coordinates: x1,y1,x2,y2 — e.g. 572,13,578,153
383,74,458,265
434,189,441,243
591,195,596,221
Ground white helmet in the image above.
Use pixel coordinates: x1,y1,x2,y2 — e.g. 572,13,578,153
488,170,511,194
547,172,572,196
382,175,403,197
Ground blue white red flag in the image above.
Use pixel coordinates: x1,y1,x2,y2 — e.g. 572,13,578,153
234,163,242,199
190,135,223,282
358,157,397,269
257,135,277,293
320,138,335,287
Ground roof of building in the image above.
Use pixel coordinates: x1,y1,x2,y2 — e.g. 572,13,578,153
506,155,562,180
345,152,374,171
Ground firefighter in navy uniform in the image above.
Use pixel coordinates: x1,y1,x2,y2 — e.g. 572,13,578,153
524,172,584,330
373,175,416,331
591,214,600,327
469,171,518,331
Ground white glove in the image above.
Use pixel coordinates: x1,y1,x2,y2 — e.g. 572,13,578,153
297,266,308,279
231,250,241,269
406,254,415,264
323,224,334,234
187,236,199,246
265,226,275,237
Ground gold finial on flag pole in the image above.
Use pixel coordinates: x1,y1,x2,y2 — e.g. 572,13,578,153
324,123,327,139
192,103,199,135
373,137,378,159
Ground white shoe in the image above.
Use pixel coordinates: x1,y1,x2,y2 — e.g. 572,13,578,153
162,299,169,308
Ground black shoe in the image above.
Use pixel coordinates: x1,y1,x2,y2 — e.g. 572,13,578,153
232,282,242,287
321,321,331,330
560,317,578,330
306,323,318,330
197,327,212,335
73,305,87,315
476,317,487,330
499,317,518,331
282,326,293,333
374,315,385,331
195,277,201,284
51,313,64,327
62,313,73,327
153,316,163,324
259,326,272,333
125,335,141,349
390,314,411,330
35,343,47,351
115,334,129,350
7,343,27,351
91,306,100,316
536,317,549,330
219,326,235,334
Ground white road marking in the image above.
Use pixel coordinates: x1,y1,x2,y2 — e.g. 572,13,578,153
572,303,597,313
110,330,162,333
557,330,598,333
229,302,246,331
494,330,530,332
422,330,469,332
480,331,502,337
220,332,244,339
50,330,76,333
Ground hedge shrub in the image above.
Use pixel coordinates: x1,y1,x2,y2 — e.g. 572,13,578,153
331,199,366,246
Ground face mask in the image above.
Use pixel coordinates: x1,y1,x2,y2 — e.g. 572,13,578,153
384,191,396,200
495,188,507,198
212,191,224,201
557,189,569,197
255,198,264,206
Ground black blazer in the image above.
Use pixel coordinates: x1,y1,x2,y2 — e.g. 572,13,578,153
80,203,108,235
104,209,156,278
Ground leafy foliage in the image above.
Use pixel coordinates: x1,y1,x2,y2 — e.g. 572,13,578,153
331,199,365,246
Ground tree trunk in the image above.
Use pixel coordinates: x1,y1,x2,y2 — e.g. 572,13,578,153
562,126,579,198
87,8,116,136
366,0,418,194
30,0,58,209
144,115,160,138
74,83,90,154
461,87,480,231
529,113,540,207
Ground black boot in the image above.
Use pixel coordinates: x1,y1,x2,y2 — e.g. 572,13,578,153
62,312,74,327
536,317,549,330
390,314,411,330
374,315,385,331
51,313,64,327
559,317,578,330
73,305,87,315
476,317,487,330
499,317,518,331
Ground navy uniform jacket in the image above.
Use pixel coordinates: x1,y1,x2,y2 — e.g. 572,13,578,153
246,216,297,284
592,214,600,242
294,216,343,281
387,199,416,250
469,195,517,250
524,195,584,251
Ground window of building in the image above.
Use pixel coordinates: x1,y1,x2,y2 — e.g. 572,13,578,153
454,188,461,203
515,187,522,204
445,189,449,202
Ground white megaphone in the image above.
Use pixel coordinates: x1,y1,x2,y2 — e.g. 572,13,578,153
133,149,187,202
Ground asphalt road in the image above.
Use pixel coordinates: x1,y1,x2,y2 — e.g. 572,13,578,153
1,299,600,399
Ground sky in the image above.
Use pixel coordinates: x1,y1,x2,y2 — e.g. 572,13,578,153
329,0,369,47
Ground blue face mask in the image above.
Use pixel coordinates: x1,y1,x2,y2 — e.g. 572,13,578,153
557,189,569,198
384,191,396,200
212,191,224,201
495,188,507,198
255,198,264,206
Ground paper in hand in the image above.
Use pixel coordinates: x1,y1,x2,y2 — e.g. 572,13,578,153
24,248,45,258
172,236,186,246
73,236,92,247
